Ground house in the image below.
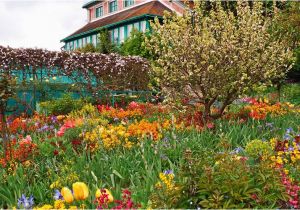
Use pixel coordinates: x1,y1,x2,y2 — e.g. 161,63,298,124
61,0,187,51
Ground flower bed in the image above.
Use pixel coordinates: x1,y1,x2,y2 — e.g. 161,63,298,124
0,99,299,209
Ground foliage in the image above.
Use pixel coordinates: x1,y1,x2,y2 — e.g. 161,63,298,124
119,29,151,59
145,1,293,120
39,94,87,115
150,139,294,209
97,29,118,54
272,2,300,81
0,73,16,151
77,43,98,53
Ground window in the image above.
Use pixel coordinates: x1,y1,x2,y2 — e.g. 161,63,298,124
127,24,133,36
109,0,117,13
124,0,134,7
92,34,97,46
114,28,119,44
110,30,114,42
83,37,87,46
96,6,103,18
120,27,125,43
76,40,79,49
70,41,74,50
134,22,139,31
141,21,146,32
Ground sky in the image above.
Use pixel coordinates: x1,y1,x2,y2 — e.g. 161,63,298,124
0,0,88,51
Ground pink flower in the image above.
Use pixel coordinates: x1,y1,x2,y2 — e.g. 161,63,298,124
206,122,215,129
57,120,76,137
128,101,139,109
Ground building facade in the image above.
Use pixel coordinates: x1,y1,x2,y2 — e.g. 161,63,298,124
61,0,187,51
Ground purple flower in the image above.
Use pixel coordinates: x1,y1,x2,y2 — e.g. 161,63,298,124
288,147,294,152
164,169,173,175
51,116,58,123
53,189,63,200
230,147,244,154
17,194,34,209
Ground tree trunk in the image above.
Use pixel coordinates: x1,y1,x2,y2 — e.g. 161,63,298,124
277,82,282,102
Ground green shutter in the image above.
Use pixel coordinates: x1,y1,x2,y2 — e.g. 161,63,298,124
124,25,128,39
146,20,150,30
117,27,120,45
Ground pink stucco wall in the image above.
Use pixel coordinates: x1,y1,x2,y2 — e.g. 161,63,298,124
87,0,185,22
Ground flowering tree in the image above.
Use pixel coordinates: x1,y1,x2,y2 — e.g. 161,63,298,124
0,46,150,98
145,1,293,119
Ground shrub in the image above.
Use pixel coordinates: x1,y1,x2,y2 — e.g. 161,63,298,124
39,94,87,115
150,149,288,209
119,29,151,59
97,29,118,54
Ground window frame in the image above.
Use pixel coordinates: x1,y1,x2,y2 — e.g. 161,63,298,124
95,6,103,18
124,0,134,8
109,0,118,13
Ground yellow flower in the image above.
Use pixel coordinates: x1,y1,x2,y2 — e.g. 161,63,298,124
56,115,65,121
95,188,114,203
50,180,61,189
72,182,89,200
34,204,53,210
61,187,74,203
54,200,65,209
284,169,289,175
69,206,77,209
23,160,31,168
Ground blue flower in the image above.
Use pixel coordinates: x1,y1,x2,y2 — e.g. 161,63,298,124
284,134,291,140
286,127,294,134
17,194,34,209
53,189,63,200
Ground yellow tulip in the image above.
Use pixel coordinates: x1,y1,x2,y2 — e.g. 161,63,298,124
95,188,114,203
61,187,74,203
72,182,89,200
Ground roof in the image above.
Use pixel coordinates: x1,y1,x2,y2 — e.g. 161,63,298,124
82,0,102,9
62,1,172,42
